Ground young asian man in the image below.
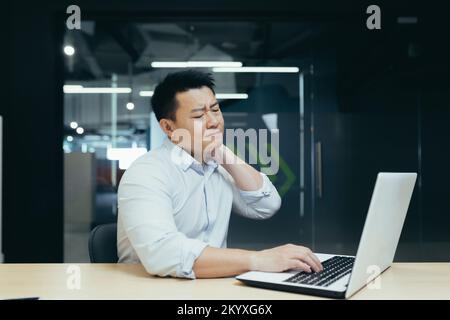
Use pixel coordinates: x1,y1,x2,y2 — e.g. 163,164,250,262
117,70,323,279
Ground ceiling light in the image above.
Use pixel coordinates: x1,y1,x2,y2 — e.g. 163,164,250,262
64,45,75,56
139,91,154,97
64,87,132,94
213,67,299,73
139,91,248,100
216,93,248,100
151,61,243,68
64,85,83,91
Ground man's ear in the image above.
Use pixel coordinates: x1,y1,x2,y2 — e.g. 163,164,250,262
159,119,175,138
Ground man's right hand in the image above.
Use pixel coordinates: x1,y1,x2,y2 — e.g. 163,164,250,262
249,244,324,273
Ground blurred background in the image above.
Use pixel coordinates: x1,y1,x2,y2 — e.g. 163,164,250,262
0,1,449,264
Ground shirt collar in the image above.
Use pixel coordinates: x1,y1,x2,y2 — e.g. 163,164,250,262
163,138,218,173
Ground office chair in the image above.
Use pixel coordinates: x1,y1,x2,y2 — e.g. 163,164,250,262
88,223,118,263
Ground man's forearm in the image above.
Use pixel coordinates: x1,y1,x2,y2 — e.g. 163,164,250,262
193,244,324,278
220,146,263,191
193,246,255,278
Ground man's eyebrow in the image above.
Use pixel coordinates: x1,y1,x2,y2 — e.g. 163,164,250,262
190,106,205,113
190,101,219,113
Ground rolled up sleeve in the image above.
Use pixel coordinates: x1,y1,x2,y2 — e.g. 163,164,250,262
230,172,282,219
118,164,208,279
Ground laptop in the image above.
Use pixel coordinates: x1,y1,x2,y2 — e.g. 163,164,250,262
236,172,417,299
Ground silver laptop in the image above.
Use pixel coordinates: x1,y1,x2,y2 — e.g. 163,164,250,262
236,172,417,299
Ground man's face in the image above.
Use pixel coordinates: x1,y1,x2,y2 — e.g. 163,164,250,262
170,86,224,159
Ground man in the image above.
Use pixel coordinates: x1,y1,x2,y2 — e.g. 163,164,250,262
117,70,322,279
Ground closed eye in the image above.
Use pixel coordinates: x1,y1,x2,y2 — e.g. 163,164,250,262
211,102,219,111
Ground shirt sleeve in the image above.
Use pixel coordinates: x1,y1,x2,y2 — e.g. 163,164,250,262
228,171,282,219
118,162,208,279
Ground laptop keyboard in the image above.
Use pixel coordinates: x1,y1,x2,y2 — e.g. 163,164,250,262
284,256,355,287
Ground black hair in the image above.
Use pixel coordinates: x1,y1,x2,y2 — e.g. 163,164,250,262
151,69,216,121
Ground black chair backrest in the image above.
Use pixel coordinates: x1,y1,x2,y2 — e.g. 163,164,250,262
88,223,118,263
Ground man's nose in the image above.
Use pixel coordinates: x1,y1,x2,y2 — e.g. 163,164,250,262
205,111,219,128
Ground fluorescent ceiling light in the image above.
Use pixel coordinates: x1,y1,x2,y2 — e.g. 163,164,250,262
139,91,247,100
139,91,154,97
64,86,131,94
216,93,248,100
151,61,243,68
213,67,299,73
64,85,83,91
107,147,147,170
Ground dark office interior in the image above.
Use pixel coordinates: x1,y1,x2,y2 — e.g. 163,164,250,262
0,1,449,264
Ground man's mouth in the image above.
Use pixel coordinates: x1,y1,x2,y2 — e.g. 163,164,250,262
204,130,222,138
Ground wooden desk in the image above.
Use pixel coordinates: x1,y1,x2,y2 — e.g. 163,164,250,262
0,263,449,300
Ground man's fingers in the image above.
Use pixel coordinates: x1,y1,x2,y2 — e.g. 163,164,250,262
203,137,222,152
308,252,323,271
302,255,322,273
283,244,324,272
203,139,221,160
287,246,323,272
289,260,312,273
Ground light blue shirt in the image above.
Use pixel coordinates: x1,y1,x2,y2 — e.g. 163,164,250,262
117,138,282,279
